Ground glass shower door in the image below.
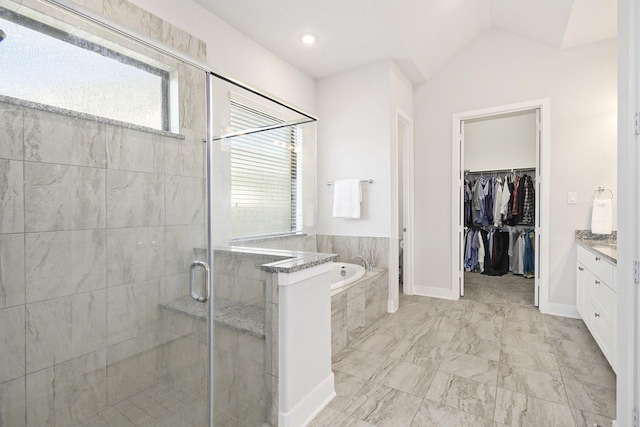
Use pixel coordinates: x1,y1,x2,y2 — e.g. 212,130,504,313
0,1,210,425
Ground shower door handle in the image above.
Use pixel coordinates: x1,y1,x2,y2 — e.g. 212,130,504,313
190,260,210,303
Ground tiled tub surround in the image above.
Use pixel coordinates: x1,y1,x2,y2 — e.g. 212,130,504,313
331,269,390,357
235,233,317,253
317,235,390,270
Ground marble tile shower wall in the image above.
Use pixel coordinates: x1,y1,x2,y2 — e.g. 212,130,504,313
317,235,390,270
0,96,207,426
0,0,212,424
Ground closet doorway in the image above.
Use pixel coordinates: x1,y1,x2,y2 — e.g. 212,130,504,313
451,100,550,313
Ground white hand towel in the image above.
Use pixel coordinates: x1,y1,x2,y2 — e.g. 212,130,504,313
591,199,613,235
332,179,362,219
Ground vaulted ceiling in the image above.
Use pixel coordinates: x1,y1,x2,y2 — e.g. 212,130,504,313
193,0,617,84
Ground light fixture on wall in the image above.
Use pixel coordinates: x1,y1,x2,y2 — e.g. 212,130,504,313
300,33,316,45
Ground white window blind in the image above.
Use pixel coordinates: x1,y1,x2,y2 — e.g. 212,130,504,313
230,97,300,239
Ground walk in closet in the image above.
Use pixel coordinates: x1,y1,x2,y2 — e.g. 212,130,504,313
458,108,542,307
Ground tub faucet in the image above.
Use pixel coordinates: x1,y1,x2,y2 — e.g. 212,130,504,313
351,255,373,271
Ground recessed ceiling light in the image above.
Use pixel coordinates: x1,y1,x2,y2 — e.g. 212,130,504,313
300,33,316,45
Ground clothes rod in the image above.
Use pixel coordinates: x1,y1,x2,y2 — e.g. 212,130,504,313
464,167,536,175
326,179,373,186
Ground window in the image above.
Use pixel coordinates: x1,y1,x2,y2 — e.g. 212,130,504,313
0,7,169,130
230,96,302,239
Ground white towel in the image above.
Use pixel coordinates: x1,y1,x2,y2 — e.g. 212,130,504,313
332,179,362,219
591,199,613,235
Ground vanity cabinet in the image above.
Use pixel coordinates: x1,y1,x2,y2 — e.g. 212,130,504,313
576,245,617,372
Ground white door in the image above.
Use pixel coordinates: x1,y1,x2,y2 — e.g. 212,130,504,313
534,108,541,307
459,121,465,297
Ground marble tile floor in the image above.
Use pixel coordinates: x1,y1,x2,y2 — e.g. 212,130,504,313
74,382,207,427
309,275,616,427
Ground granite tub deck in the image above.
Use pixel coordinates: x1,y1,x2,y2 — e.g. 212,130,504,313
575,230,617,263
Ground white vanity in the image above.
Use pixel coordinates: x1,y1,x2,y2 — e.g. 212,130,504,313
575,231,617,373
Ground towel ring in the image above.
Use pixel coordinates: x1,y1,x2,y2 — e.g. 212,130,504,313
593,186,614,200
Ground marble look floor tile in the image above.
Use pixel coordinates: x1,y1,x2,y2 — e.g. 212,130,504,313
493,387,575,427
332,348,387,380
547,319,593,345
350,332,400,357
559,357,616,390
346,382,422,427
358,316,420,340
500,344,561,377
503,306,546,323
370,357,435,397
498,363,568,405
463,315,504,342
411,399,493,427
308,406,375,427
328,371,368,412
438,352,499,385
553,338,609,367
81,414,110,427
425,371,497,420
502,318,549,337
390,326,456,365
458,299,510,317
564,378,616,419
501,330,555,354
448,329,501,361
571,407,613,427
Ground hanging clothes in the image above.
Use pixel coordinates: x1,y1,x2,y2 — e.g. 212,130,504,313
482,230,510,276
493,178,503,227
522,176,535,225
523,230,535,278
511,231,525,275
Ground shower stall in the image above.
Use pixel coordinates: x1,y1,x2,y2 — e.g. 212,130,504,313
0,0,318,426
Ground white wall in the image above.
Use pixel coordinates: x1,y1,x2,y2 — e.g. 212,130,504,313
316,61,391,237
128,0,316,114
464,110,537,171
414,30,617,309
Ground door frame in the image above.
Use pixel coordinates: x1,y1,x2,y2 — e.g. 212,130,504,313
390,108,415,311
399,109,415,297
451,99,550,313
616,0,639,424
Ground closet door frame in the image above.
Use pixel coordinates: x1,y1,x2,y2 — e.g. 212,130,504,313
451,99,550,313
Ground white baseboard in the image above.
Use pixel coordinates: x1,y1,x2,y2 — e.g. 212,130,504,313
413,285,459,300
541,302,580,319
279,373,335,427
388,297,399,313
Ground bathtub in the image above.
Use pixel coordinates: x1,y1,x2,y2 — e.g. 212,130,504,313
330,262,366,291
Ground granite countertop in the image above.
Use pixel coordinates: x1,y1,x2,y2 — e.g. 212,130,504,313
194,246,338,274
575,230,617,264
160,296,265,338
261,252,338,273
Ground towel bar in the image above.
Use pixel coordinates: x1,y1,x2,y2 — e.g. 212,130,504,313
327,179,373,186
593,186,614,200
